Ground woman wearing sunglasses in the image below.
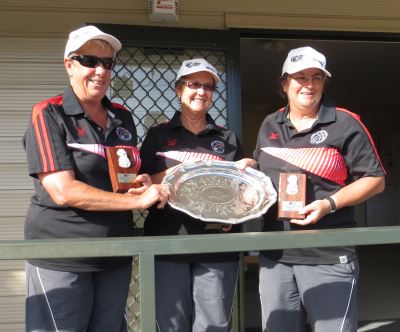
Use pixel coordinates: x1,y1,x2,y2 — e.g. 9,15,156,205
139,58,252,331
23,25,169,332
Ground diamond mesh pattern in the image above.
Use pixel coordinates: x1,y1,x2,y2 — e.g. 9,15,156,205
108,47,228,331
126,255,141,331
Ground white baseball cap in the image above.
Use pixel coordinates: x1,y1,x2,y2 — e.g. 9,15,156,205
176,58,222,83
282,46,332,77
64,25,122,58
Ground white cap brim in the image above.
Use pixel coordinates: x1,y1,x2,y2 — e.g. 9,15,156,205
175,58,222,84
64,26,122,58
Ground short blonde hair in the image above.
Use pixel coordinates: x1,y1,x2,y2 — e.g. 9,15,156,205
74,39,116,57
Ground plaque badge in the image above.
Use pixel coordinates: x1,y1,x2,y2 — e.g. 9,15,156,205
105,146,141,193
278,172,306,220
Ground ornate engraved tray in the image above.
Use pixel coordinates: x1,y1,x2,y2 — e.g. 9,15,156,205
162,160,277,224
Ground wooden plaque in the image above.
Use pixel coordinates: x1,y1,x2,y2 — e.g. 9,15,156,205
105,146,141,193
278,172,306,220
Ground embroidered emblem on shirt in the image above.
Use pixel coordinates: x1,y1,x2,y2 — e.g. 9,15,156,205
310,130,328,144
76,127,86,137
166,138,178,147
211,141,225,154
116,127,132,141
268,132,280,140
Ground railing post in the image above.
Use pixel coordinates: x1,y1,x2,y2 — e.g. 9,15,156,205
239,253,246,332
139,250,156,332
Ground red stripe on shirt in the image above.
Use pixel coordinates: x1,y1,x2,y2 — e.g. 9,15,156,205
262,146,348,186
336,107,386,175
111,102,128,111
33,112,49,172
31,96,62,172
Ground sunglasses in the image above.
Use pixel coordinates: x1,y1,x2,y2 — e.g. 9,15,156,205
182,81,217,92
70,55,116,70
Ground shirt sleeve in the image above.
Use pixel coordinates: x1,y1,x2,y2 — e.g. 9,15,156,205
23,103,74,177
253,116,269,162
139,127,159,175
341,113,386,180
233,134,245,161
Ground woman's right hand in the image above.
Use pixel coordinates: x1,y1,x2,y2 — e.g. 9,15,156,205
236,158,258,170
128,184,170,209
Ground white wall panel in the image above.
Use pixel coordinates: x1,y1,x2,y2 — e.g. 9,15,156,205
0,295,24,327
0,138,26,163
0,217,24,240
0,191,32,217
0,62,68,86
0,262,24,272
0,112,31,138
0,86,66,152
0,270,25,297
0,165,32,190
0,37,65,59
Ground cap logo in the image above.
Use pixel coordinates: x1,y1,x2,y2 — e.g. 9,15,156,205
185,61,201,68
312,58,324,66
291,55,304,63
205,65,217,74
291,55,323,67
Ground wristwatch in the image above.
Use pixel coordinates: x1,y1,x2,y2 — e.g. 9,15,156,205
324,196,337,213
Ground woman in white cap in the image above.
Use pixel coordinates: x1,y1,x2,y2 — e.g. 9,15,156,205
250,46,386,331
139,58,252,331
23,25,169,332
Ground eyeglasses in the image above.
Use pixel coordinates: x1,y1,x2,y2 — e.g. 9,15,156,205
70,55,116,70
182,81,217,92
288,74,326,85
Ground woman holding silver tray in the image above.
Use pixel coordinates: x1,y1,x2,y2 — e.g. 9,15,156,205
140,58,255,331
248,46,386,332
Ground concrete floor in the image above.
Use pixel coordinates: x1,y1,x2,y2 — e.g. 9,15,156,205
243,244,400,331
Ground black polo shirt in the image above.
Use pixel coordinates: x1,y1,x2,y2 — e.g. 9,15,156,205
254,96,385,264
140,111,244,261
23,86,137,271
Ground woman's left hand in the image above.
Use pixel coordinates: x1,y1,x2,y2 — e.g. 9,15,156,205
289,199,331,226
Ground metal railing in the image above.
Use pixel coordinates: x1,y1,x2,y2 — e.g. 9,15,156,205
2,226,400,331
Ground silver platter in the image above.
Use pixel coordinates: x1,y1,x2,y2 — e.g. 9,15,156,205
162,160,277,224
